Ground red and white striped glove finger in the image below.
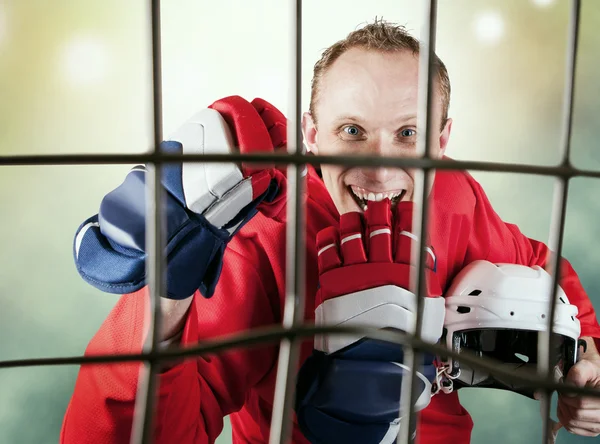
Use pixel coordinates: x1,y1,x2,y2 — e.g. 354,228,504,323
393,202,436,269
251,98,287,151
393,201,441,297
364,199,393,263
317,227,341,273
339,212,367,265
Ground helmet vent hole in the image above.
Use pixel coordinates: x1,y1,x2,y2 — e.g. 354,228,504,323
457,306,471,314
559,297,566,304
469,289,482,296
510,311,515,316
541,314,546,319
514,353,530,363
571,316,575,321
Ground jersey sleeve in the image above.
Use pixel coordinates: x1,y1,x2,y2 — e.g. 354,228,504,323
60,247,279,444
464,174,600,347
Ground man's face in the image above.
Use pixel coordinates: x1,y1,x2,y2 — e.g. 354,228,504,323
302,48,452,214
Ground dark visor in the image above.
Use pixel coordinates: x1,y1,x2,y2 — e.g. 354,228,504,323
452,329,578,397
457,329,575,365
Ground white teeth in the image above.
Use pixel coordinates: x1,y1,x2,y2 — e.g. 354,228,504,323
351,187,365,200
350,186,405,210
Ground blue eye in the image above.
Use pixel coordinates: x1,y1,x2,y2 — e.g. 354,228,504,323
344,126,360,136
400,128,416,138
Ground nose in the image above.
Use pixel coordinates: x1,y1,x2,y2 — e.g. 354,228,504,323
361,167,393,183
361,138,402,183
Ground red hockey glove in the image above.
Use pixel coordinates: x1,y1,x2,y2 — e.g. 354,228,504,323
295,200,446,444
209,95,287,207
315,199,444,353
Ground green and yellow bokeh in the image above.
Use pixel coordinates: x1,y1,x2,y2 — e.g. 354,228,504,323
1,1,599,442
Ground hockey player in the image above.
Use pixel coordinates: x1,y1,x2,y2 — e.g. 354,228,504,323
61,21,600,444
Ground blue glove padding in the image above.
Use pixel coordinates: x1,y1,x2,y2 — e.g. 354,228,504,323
295,339,436,444
74,136,278,300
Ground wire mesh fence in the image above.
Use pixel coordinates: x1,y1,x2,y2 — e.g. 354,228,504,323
1,1,599,444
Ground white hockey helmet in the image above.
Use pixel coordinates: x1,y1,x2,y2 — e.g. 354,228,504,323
441,260,584,398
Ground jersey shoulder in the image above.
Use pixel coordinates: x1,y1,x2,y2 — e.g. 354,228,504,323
432,160,480,216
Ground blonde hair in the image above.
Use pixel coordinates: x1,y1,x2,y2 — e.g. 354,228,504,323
309,18,451,128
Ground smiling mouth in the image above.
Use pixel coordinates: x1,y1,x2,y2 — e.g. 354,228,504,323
349,185,406,211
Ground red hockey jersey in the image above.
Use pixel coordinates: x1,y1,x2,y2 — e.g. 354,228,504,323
60,164,600,444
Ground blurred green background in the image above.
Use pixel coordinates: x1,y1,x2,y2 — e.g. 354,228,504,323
1,0,599,442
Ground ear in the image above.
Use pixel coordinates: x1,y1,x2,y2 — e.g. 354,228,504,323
438,117,453,157
302,112,319,154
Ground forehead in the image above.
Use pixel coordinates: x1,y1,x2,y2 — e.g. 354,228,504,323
317,47,422,121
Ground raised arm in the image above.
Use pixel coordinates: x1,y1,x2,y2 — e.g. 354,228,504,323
464,173,600,438
61,95,288,443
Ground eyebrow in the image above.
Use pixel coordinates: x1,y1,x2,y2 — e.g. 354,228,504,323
331,115,364,124
332,113,418,125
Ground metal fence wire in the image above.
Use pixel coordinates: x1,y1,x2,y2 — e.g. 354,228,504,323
1,1,600,444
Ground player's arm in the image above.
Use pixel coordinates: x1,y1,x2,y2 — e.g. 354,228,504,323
465,173,600,437
61,250,278,444
61,96,287,444
464,174,600,345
